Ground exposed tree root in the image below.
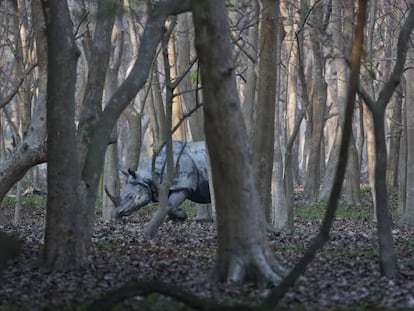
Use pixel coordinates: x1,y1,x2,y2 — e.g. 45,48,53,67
87,280,256,311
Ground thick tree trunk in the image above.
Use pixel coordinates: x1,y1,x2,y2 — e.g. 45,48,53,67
192,0,286,283
42,1,193,270
42,0,87,269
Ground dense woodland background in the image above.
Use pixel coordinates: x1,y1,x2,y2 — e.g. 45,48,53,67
0,0,414,309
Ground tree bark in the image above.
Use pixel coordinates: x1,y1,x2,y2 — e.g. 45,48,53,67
0,0,47,225
303,0,327,201
400,44,414,225
241,0,259,139
264,0,367,303
42,0,86,269
358,3,414,278
253,0,280,219
192,0,286,283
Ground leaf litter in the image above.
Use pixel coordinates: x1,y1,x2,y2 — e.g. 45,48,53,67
0,191,413,310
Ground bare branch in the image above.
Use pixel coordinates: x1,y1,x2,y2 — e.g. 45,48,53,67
0,63,37,109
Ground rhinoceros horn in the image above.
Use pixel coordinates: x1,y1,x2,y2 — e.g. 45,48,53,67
104,186,120,206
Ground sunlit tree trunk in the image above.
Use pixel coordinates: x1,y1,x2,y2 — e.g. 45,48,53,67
271,35,289,230
385,6,403,190
168,34,186,141
102,19,123,222
0,0,47,225
281,0,300,189
253,0,280,219
148,64,167,152
303,0,327,201
176,12,213,221
241,0,259,139
362,1,378,218
122,0,145,170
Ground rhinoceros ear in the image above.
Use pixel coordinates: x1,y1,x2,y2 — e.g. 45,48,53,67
119,165,129,177
128,168,137,179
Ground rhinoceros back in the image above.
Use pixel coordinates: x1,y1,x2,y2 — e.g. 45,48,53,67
138,141,210,204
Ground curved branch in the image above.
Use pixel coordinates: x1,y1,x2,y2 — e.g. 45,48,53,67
83,0,192,186
0,63,37,109
87,280,253,311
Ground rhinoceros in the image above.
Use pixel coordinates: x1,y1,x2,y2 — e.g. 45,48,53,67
105,141,210,221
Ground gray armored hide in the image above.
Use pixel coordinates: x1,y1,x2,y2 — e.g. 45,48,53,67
106,141,210,221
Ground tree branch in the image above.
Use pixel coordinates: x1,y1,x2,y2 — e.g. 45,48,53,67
83,0,192,187
376,5,414,111
262,0,367,306
0,63,37,109
87,280,254,311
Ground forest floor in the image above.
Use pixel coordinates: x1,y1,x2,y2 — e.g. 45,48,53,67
1,189,414,310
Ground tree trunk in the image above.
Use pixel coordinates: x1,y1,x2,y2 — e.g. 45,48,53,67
42,0,87,269
241,0,259,139
384,7,403,190
320,1,360,205
270,1,289,230
176,13,213,221
372,108,396,277
168,36,186,141
386,88,402,189
362,1,378,218
358,3,414,277
400,44,414,225
192,0,286,283
281,0,300,188
303,0,327,201
0,0,47,225
43,0,193,270
253,0,279,219
102,38,122,222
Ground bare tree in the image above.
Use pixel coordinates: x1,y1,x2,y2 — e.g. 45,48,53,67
303,0,327,201
252,0,281,220
0,0,47,225
358,3,414,278
193,0,286,282
400,42,414,225
42,0,192,270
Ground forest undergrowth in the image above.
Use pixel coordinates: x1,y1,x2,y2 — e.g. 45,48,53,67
1,188,414,310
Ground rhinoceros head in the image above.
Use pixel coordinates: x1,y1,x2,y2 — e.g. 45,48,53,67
105,168,153,217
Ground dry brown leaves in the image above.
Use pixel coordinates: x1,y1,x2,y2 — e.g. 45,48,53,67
0,195,413,310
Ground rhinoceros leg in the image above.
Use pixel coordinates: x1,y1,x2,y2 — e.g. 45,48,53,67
167,190,188,221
